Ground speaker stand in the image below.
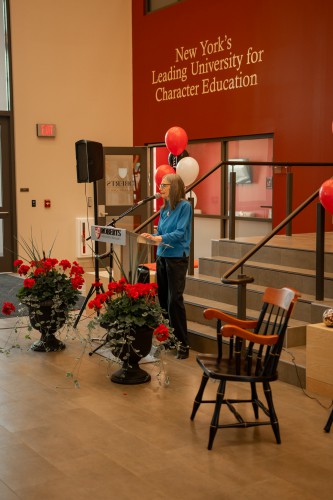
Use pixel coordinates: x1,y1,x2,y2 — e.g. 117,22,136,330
74,181,105,328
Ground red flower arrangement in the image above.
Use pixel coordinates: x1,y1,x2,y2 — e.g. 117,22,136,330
11,257,84,310
87,278,174,352
2,253,85,335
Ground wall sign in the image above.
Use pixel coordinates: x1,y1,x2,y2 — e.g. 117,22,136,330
36,124,56,137
151,35,265,103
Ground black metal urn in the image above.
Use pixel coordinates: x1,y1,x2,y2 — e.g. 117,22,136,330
28,301,67,352
110,326,153,385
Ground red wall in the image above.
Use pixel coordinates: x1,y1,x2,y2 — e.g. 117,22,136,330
132,0,333,232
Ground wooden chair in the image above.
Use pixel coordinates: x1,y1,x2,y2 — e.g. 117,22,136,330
190,286,300,450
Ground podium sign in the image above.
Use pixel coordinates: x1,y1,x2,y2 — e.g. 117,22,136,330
91,225,126,245
91,225,157,247
90,225,161,283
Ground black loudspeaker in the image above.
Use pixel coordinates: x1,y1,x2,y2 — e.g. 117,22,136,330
75,139,104,183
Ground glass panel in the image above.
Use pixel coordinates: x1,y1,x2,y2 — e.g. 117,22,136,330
186,142,221,216
0,0,9,111
153,141,221,216
105,215,139,232
147,0,181,13
227,138,273,219
0,219,3,257
105,155,141,206
0,121,3,255
0,123,2,206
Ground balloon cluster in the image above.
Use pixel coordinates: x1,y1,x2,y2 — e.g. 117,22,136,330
155,126,199,207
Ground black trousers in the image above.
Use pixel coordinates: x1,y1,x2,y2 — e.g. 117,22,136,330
156,255,189,347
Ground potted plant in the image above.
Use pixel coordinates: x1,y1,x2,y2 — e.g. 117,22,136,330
2,239,85,352
87,277,177,385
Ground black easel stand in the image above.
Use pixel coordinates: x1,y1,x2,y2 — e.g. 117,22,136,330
74,181,104,328
324,408,333,432
88,327,110,356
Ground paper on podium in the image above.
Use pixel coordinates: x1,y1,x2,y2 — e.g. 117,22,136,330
134,231,173,248
134,234,159,246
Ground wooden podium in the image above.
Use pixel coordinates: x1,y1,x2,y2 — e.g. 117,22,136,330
91,225,160,283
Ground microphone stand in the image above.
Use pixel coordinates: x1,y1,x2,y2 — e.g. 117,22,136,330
97,195,159,261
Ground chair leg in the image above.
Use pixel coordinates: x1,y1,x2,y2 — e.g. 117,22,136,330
208,379,226,450
263,381,281,444
324,408,333,433
190,373,209,421
251,382,259,419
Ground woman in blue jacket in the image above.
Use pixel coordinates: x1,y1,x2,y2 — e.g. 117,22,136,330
142,173,192,359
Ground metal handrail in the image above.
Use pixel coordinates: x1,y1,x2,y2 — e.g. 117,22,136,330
221,187,320,284
135,160,333,234
135,159,333,307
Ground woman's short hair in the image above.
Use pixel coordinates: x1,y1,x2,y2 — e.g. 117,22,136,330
161,173,186,210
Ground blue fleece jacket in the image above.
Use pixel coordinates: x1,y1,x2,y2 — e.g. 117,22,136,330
156,199,192,257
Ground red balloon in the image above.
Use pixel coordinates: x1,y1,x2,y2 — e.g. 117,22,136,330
165,126,188,156
155,164,175,187
155,196,163,212
319,179,333,214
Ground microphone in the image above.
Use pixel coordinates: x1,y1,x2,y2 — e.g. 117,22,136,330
136,193,161,205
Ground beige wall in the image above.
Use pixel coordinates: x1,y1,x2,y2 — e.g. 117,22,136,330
9,0,132,262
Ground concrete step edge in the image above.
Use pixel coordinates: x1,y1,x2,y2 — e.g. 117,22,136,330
199,255,333,280
185,273,333,306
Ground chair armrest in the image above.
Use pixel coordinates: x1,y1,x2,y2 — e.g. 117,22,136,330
222,325,279,346
204,308,258,330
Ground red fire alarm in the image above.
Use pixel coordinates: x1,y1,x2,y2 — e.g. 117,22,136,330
44,199,51,208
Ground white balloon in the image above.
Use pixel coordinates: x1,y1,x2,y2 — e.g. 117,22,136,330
185,190,197,208
176,157,199,186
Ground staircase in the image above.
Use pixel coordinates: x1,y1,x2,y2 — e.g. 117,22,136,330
184,234,333,388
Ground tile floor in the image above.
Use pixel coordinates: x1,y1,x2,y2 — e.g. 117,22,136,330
0,314,332,500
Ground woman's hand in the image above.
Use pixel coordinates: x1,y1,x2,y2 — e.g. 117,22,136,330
141,233,163,243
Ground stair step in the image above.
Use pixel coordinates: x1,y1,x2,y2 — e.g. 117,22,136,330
200,255,333,279
185,292,306,328
187,320,306,388
184,273,313,323
198,255,333,298
211,238,333,272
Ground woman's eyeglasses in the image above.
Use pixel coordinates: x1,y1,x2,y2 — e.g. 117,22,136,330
159,183,170,189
